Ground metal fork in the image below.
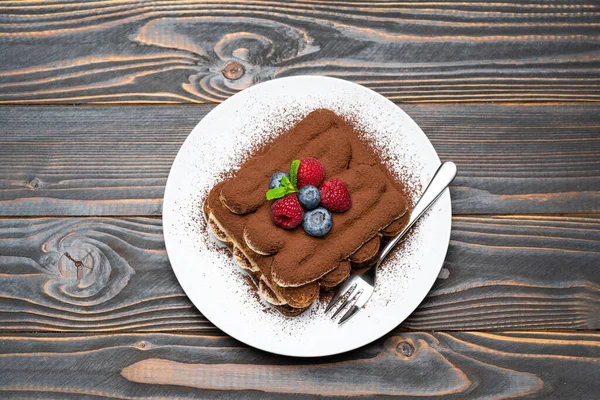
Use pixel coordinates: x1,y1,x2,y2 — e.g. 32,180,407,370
325,161,458,324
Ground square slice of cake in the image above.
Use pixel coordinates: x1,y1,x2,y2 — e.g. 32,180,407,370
204,109,410,315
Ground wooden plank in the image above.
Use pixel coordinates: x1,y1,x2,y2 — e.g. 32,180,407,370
0,331,598,398
1,104,598,216
1,1,599,104
0,215,597,333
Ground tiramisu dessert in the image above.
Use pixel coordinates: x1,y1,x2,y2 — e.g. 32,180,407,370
204,109,410,316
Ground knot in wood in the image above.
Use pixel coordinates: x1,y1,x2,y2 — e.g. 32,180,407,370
397,341,414,357
222,61,245,81
59,250,94,282
438,267,450,280
27,177,41,189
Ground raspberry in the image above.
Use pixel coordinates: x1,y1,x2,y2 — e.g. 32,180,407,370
319,178,351,212
271,194,304,229
297,158,324,188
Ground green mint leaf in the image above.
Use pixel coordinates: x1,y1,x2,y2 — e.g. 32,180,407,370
266,174,299,201
266,186,287,201
290,160,300,189
280,175,297,193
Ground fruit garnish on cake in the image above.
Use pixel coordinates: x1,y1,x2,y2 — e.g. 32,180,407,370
204,109,410,316
266,157,351,237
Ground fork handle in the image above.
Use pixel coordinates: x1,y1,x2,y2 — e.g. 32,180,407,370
375,161,457,266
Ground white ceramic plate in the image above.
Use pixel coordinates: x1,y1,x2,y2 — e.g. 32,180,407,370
163,76,451,357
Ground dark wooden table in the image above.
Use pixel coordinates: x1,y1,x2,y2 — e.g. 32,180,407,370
1,1,599,398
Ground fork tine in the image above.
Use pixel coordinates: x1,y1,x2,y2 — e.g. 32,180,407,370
338,290,370,325
324,281,356,313
331,286,361,319
338,305,359,325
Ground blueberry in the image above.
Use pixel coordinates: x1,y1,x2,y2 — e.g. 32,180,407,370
298,185,320,210
302,207,332,237
269,172,290,189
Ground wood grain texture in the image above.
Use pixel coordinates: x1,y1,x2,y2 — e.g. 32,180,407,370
1,103,598,216
0,331,598,398
0,217,208,333
1,1,599,104
0,215,597,333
